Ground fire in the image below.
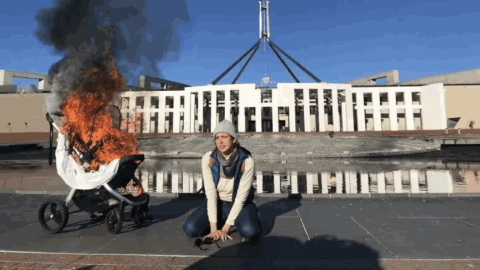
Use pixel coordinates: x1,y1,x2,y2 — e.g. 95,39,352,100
60,58,141,171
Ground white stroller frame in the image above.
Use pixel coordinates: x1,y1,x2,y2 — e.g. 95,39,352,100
38,113,149,234
48,113,146,208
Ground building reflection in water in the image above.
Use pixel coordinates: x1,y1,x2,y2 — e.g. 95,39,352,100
134,162,480,195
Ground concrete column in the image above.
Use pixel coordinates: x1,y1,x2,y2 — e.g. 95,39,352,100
360,173,369,193
143,95,151,134
128,96,136,133
196,173,203,192
272,106,279,132
410,170,420,193
183,171,190,193
377,172,386,193
274,172,281,194
256,106,262,132
156,171,164,193
238,106,246,132
172,171,179,193
336,171,343,194
190,93,196,133
225,90,231,121
404,91,415,130
153,96,161,133
393,170,402,193
349,172,357,193
321,172,328,194
183,94,191,133
341,99,347,132
159,95,165,133
303,89,311,132
289,105,296,132
332,89,340,132
211,90,217,132
189,173,194,193
318,89,326,132
173,95,181,133
198,91,204,132
141,170,149,193
372,91,382,131
306,173,313,194
356,91,366,131
291,171,298,194
345,88,355,131
388,91,398,131
256,171,263,193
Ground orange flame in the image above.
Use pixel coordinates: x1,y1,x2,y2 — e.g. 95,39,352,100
60,58,141,171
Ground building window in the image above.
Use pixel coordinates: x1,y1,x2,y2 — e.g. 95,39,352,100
136,97,144,109
150,97,159,109
263,107,270,117
380,92,388,106
412,92,421,105
396,92,404,105
121,97,129,110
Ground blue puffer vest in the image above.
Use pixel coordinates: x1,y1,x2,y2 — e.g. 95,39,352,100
209,146,255,204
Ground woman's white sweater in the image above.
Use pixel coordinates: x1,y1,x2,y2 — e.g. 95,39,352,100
202,150,255,226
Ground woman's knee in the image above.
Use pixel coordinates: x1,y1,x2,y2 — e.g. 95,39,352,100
237,221,261,239
183,220,194,237
183,202,209,238
183,219,201,238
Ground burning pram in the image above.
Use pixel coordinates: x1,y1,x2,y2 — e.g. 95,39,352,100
38,112,151,234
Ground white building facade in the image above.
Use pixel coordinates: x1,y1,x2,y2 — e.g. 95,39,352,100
119,82,447,134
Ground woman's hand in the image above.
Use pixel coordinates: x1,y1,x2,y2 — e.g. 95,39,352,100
210,229,222,241
219,230,232,242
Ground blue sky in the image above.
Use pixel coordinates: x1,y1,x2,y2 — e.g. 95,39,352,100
1,0,480,87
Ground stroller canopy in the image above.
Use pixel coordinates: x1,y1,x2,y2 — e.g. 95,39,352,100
56,133,121,190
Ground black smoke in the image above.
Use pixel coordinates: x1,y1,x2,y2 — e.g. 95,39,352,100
35,0,190,113
35,0,190,86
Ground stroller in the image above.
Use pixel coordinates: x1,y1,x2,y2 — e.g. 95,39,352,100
38,110,151,234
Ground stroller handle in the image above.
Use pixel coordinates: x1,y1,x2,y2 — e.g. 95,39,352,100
46,113,61,132
119,154,145,165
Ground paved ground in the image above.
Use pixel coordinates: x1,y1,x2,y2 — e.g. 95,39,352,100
0,192,480,269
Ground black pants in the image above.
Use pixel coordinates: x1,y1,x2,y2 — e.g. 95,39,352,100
183,200,261,240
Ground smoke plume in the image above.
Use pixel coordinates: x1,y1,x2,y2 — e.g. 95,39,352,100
35,0,190,112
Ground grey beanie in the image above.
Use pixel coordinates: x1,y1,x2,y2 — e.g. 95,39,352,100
213,120,239,143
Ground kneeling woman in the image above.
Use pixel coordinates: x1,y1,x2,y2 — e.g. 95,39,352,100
183,120,261,242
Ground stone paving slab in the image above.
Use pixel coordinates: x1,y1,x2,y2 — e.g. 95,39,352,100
352,216,480,259
0,194,479,269
2,250,480,269
380,197,480,218
3,254,480,270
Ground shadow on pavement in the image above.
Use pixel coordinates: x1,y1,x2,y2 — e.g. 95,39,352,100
120,197,202,233
61,217,106,233
186,235,381,269
54,197,201,234
256,194,303,238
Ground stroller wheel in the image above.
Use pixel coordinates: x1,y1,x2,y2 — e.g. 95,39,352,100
131,206,140,225
105,207,123,234
38,199,69,234
131,205,152,225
